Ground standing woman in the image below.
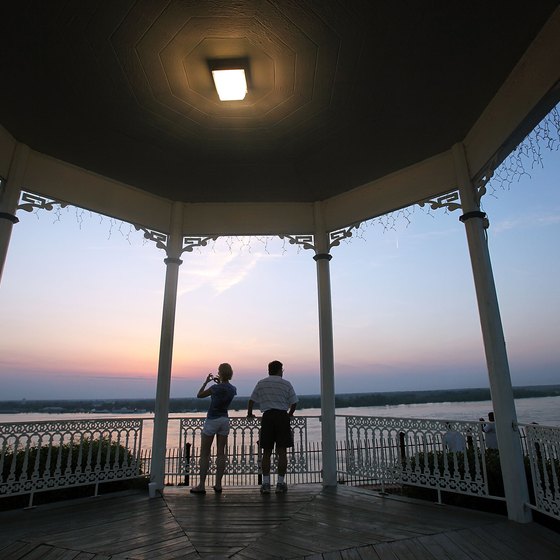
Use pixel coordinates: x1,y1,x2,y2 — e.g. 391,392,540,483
190,363,237,494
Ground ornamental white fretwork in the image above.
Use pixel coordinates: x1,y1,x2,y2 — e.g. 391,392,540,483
133,226,221,256
470,152,502,208
134,225,168,251
523,423,560,520
278,227,362,253
179,416,309,480
0,418,143,499
344,416,489,497
329,223,361,249
473,155,496,202
183,235,219,253
17,191,69,214
417,191,462,213
278,234,315,252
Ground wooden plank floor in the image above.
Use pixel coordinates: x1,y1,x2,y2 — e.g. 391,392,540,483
0,485,559,560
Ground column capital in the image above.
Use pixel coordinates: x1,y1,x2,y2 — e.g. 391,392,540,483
164,257,183,266
0,212,19,224
313,253,332,262
459,211,486,223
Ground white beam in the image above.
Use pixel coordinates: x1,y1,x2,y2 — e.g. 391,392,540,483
464,7,560,176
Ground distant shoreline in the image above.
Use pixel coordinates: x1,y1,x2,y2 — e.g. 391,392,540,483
1,384,559,415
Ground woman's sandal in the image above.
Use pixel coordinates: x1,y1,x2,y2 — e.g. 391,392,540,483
213,486,223,493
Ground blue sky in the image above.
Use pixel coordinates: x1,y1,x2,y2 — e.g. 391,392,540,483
0,138,559,400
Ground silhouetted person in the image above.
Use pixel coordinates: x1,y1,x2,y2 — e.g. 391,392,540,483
443,423,466,452
247,360,298,494
480,411,498,450
190,363,236,494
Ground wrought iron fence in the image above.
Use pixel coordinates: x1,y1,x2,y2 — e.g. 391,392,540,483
521,422,560,520
1,415,559,522
0,418,144,506
175,415,322,486
341,416,489,498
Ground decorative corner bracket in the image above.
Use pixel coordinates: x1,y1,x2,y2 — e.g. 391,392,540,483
417,191,462,212
278,234,315,252
472,154,499,206
279,224,362,256
133,226,169,252
17,192,68,214
133,228,220,257
182,236,219,253
329,223,361,250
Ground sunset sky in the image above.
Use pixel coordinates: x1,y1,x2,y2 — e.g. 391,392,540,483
0,142,559,400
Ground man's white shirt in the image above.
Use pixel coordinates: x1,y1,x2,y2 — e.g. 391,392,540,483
250,376,298,412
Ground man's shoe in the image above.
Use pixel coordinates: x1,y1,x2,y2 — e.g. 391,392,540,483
275,482,288,493
260,483,271,494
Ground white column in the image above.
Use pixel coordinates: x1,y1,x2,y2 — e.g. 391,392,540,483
150,201,184,490
453,143,531,523
313,203,337,486
0,143,29,284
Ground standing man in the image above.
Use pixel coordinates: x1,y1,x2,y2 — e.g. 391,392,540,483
247,360,298,494
480,411,498,450
443,422,466,453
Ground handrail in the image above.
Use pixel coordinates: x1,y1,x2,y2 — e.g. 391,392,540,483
1,415,558,521
0,417,143,507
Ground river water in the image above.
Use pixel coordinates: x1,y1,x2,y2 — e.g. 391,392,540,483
332,395,560,425
1,395,558,449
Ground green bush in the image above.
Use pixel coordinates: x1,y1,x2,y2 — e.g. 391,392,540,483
1,436,138,481
401,448,560,514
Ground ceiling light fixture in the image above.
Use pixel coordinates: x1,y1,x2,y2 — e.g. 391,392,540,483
212,69,247,101
208,58,249,102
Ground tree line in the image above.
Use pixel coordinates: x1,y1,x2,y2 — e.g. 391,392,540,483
1,384,559,415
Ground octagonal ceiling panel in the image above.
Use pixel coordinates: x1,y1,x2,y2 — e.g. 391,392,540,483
111,0,340,152
0,1,558,203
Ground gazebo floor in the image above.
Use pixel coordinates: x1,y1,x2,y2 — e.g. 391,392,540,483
0,484,559,559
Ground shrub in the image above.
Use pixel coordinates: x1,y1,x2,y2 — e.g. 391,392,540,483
1,436,139,481
400,448,560,515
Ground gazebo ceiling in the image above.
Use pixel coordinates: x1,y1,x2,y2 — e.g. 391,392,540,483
1,1,559,209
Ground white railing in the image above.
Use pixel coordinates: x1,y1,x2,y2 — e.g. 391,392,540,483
176,416,321,486
521,423,560,520
0,418,143,506
1,415,559,522
342,416,489,498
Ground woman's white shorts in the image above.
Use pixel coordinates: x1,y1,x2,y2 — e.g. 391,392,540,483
202,416,230,436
